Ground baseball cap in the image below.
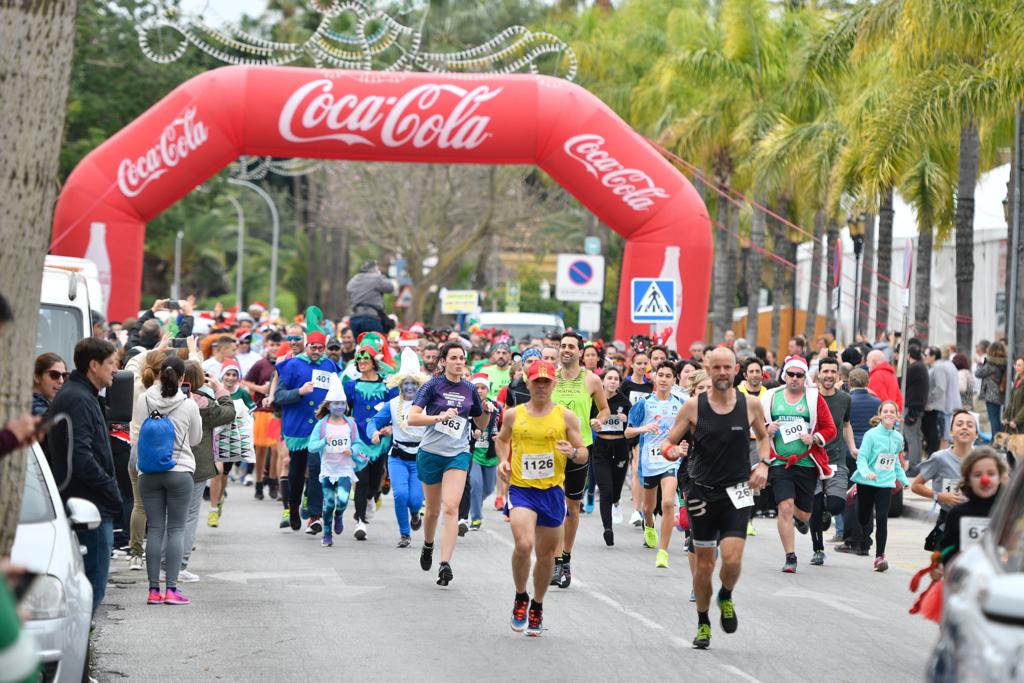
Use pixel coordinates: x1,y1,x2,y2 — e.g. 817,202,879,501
527,361,556,382
326,337,342,349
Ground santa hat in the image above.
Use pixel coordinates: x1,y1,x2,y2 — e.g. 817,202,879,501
409,322,425,334
219,359,242,379
324,373,346,403
471,373,490,389
398,330,419,348
782,355,809,375
304,305,328,346
387,347,428,389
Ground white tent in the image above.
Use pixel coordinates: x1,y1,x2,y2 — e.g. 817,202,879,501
796,164,1011,349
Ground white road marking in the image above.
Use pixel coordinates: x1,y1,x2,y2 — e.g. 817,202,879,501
773,586,881,621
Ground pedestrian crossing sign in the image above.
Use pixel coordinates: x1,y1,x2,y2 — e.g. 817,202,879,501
630,278,675,323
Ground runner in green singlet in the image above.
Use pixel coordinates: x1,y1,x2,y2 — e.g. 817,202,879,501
548,332,608,588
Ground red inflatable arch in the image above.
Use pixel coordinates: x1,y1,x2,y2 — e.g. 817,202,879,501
51,66,710,353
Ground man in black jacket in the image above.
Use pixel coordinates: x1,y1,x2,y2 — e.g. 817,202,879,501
48,337,122,614
903,343,929,474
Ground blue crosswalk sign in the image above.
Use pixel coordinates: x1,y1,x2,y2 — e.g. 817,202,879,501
631,279,675,323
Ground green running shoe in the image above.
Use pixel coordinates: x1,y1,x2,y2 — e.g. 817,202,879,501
718,597,738,633
643,525,658,549
692,623,712,649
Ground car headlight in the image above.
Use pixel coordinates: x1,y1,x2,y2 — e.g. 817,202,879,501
22,575,66,620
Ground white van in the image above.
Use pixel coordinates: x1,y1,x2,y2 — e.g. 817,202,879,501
477,312,565,342
37,264,94,366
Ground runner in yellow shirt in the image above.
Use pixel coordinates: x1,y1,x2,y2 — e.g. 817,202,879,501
495,360,587,637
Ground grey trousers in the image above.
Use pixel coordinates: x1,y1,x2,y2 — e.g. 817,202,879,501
163,479,205,571
139,470,194,590
903,410,924,471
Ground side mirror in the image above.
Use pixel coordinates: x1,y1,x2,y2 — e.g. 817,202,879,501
106,370,135,423
981,575,1024,626
66,498,101,532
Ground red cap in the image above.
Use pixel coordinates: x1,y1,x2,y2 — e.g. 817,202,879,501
306,331,327,346
527,361,556,382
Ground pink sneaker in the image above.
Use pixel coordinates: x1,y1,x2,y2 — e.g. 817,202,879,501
163,588,191,605
147,588,164,605
873,555,889,572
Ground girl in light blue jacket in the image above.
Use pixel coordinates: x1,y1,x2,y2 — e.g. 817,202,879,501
851,400,909,571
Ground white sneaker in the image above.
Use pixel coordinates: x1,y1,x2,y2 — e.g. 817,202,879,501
354,520,368,541
178,569,200,583
611,505,623,525
630,510,643,527
243,474,254,486
129,555,143,571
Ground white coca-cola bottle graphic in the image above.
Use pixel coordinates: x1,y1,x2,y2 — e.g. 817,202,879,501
84,222,112,315
653,246,683,349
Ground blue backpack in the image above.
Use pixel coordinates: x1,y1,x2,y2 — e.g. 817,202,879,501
137,398,183,473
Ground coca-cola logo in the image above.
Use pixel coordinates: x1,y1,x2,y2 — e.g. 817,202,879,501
117,107,208,198
564,134,670,212
278,79,501,150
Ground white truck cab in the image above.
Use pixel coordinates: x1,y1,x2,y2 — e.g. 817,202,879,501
38,257,97,364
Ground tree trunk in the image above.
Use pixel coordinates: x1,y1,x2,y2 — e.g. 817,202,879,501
857,213,876,339
877,188,894,333
0,0,79,557
745,196,767,347
915,225,933,340
804,209,825,340
955,123,979,353
1014,114,1024,361
825,218,839,340
711,194,732,343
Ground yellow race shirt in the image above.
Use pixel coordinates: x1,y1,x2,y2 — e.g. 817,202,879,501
511,404,569,489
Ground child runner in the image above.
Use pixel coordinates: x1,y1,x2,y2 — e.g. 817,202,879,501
625,362,683,568
469,373,501,530
307,376,362,547
850,400,909,571
936,446,1008,569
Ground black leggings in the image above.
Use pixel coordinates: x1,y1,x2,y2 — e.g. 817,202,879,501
591,437,630,529
856,485,892,556
354,456,386,523
810,492,847,552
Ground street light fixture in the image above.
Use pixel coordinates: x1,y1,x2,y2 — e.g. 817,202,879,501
848,214,865,337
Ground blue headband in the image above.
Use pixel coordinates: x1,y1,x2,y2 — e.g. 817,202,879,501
522,348,542,361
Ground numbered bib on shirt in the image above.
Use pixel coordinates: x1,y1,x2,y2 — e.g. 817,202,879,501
941,480,960,495
726,482,754,509
600,415,624,433
647,443,662,461
435,415,467,440
520,452,555,480
960,516,989,547
779,420,809,444
311,370,333,390
876,454,897,472
324,435,350,453
474,437,489,450
628,391,647,405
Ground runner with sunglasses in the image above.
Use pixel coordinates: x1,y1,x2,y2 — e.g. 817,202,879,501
760,356,837,573
408,341,492,586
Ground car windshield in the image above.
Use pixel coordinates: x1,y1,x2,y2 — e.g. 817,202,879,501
19,452,56,524
481,323,562,343
37,304,82,369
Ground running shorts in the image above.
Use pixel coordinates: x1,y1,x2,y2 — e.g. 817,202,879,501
684,485,747,547
769,464,818,513
253,411,281,448
507,485,566,528
563,459,589,501
416,450,471,486
643,471,677,490
815,464,849,498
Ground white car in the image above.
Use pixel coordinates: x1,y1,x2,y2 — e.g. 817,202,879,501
929,463,1024,682
11,443,101,682
476,312,565,342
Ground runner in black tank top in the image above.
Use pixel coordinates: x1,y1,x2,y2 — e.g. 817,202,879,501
661,347,771,651
689,391,752,493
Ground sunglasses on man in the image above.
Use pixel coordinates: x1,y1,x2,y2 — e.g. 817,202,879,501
785,371,805,379
285,335,303,342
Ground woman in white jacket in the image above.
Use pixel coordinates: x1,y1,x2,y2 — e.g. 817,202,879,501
133,356,202,605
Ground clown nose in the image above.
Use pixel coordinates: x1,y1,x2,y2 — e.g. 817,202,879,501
980,475,994,488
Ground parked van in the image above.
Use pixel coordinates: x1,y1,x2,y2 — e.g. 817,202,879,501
477,312,565,342
38,262,94,366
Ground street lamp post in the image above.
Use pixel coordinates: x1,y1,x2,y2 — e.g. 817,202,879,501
226,195,245,312
848,214,865,339
171,229,184,301
228,177,280,311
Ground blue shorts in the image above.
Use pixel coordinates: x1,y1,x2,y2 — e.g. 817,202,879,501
506,485,566,528
416,450,471,486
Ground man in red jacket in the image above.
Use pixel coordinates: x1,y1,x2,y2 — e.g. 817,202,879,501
866,350,903,411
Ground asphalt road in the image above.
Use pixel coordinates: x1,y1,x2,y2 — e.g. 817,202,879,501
93,480,941,682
